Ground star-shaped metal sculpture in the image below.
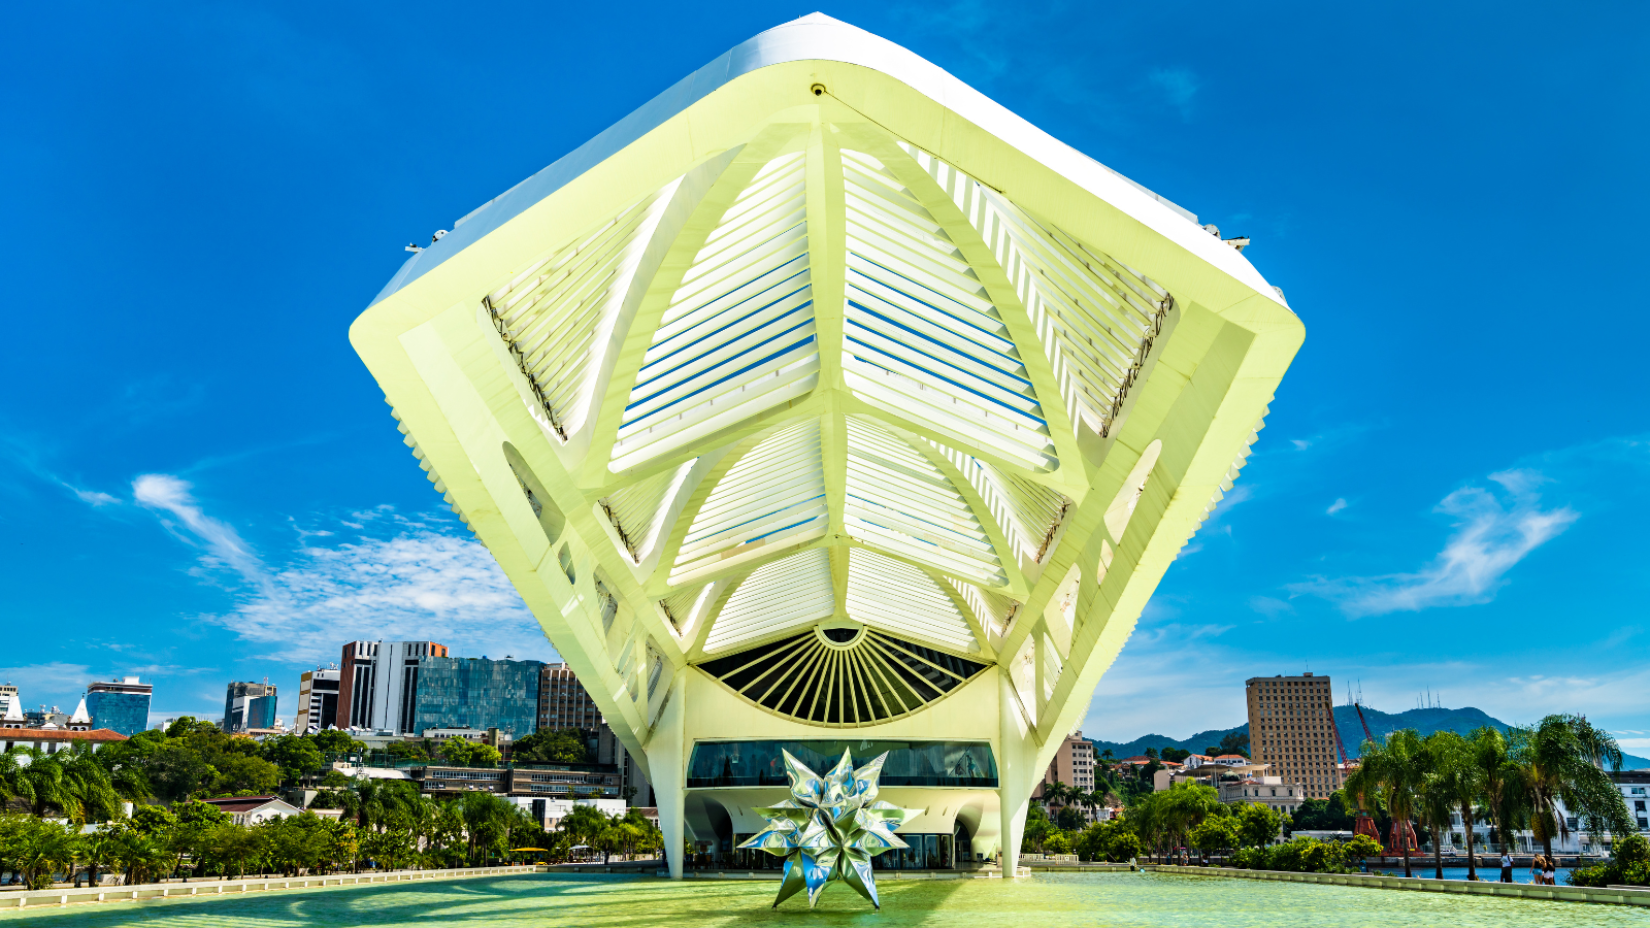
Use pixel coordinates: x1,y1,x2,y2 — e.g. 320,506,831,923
738,749,914,909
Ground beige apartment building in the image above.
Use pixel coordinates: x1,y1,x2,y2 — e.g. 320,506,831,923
1246,673,1342,800
1034,731,1099,822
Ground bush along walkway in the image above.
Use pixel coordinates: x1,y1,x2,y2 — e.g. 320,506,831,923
1146,864,1650,907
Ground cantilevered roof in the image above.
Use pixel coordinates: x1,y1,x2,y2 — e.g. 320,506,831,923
351,13,1302,739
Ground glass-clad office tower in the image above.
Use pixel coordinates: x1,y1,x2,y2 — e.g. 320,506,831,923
86,677,152,736
223,681,278,732
412,657,544,736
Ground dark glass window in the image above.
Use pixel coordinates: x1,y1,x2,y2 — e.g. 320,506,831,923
687,739,996,788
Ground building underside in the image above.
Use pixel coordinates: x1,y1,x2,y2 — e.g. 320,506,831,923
350,14,1303,875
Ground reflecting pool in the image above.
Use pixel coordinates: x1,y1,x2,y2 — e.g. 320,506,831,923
8,871,1648,927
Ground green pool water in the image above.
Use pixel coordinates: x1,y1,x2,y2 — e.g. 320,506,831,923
8,872,1648,928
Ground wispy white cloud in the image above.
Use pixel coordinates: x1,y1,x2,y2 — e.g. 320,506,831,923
218,525,554,665
69,485,120,506
0,663,92,708
128,473,554,666
1326,498,1348,515
134,473,269,589
1289,469,1576,617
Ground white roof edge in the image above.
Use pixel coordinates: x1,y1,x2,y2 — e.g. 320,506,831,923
370,12,1281,309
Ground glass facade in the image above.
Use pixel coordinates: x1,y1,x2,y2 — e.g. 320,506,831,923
686,740,997,789
85,691,150,736
411,657,543,735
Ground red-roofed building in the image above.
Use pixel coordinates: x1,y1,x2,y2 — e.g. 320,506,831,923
199,795,303,826
1,728,127,754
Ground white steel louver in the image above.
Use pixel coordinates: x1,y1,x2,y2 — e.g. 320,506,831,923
844,417,1004,587
610,153,817,471
484,182,682,440
934,442,1071,571
597,457,696,563
845,548,978,653
670,419,826,584
703,548,835,654
840,150,1056,472
907,143,1173,439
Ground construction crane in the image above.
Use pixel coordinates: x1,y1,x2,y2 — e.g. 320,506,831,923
1347,687,1416,857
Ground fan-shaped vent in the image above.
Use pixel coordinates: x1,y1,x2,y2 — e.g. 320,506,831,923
698,628,988,726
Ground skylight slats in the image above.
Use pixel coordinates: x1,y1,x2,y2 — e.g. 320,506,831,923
670,420,827,583
844,418,1004,587
610,153,818,471
841,150,1055,471
597,457,696,563
704,549,835,653
903,142,1174,441
934,442,1071,569
846,549,977,653
486,182,680,439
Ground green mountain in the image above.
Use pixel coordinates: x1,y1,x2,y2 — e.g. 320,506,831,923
1091,705,1650,769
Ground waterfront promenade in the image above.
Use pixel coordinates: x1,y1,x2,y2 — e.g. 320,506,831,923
6,871,1647,927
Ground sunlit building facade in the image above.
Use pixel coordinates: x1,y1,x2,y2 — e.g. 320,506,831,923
350,14,1302,875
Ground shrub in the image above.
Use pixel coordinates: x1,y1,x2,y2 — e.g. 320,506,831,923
1569,834,1650,887
1227,836,1356,874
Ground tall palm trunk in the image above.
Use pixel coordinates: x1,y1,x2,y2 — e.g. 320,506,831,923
1461,801,1476,880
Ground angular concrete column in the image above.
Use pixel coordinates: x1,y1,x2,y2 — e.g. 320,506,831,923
647,674,689,878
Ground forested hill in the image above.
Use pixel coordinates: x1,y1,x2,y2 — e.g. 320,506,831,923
1091,704,1650,769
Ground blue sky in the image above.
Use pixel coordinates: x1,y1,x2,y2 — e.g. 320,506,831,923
3,3,1646,752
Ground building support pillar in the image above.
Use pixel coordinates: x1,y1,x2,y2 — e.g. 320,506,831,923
998,670,1036,878
647,673,689,878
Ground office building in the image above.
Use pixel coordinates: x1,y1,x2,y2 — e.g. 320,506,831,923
410,656,544,736
539,663,603,731
296,667,340,732
223,681,278,733
0,684,16,724
336,640,448,732
1246,673,1342,799
348,14,1302,875
85,677,152,737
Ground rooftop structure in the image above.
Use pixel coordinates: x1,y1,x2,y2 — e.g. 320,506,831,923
349,14,1303,876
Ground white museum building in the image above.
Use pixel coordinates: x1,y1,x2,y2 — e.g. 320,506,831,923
349,13,1302,876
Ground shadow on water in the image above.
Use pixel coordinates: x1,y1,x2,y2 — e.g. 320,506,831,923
0,874,968,928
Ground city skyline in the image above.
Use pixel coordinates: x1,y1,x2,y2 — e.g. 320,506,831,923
2,2,1647,753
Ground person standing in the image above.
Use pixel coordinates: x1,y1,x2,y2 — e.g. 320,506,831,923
1530,855,1545,884
1500,850,1513,883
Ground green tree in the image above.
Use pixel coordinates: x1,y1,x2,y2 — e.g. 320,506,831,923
1513,714,1633,861
260,735,325,787
311,730,367,757
511,728,593,764
1188,816,1238,858
1235,803,1281,848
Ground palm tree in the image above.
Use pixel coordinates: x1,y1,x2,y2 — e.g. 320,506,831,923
1414,758,1455,880
1466,726,1528,855
1355,729,1426,877
1423,730,1486,880
1514,714,1634,860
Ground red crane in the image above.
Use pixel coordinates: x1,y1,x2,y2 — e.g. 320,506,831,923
1350,695,1415,857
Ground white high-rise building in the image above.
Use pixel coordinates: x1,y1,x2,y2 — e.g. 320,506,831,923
349,14,1302,876
337,640,447,733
